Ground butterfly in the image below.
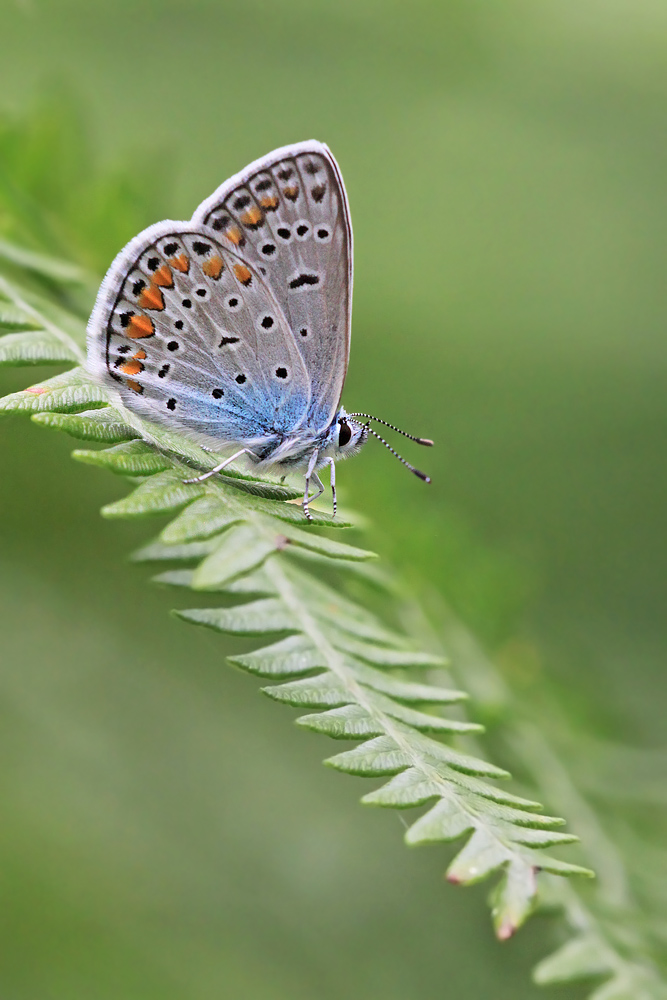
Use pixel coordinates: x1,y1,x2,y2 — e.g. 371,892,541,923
87,141,432,520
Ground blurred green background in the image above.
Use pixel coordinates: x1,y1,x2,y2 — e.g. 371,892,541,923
0,1,666,997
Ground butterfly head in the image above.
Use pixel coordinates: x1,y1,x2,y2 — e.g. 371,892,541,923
333,408,368,458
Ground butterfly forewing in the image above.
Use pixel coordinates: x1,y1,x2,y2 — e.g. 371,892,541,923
97,230,311,449
88,141,352,458
194,142,352,431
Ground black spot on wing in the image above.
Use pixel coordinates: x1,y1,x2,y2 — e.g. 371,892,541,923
289,273,320,289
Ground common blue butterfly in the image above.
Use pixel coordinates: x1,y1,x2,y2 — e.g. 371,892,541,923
87,141,431,519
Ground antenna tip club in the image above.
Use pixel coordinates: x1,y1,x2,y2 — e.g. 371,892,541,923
416,438,434,447
412,469,431,483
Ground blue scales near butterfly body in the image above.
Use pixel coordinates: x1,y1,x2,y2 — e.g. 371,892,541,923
87,141,432,519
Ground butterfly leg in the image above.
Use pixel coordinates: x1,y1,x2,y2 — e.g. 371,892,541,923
183,448,260,484
319,457,336,518
302,449,321,522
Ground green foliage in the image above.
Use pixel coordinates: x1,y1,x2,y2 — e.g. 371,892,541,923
1,101,666,1000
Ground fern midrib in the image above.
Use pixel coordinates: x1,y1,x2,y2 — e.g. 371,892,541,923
265,556,525,860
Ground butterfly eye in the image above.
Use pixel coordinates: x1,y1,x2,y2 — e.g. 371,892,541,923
338,419,352,447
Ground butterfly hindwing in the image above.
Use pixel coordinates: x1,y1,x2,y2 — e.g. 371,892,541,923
89,227,311,450
193,141,352,431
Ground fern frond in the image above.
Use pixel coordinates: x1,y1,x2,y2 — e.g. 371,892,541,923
0,248,591,941
4,235,666,999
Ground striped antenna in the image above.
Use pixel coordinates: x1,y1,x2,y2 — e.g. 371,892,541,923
348,413,433,446
354,422,431,483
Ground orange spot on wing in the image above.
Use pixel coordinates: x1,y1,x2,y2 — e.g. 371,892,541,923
259,194,279,210
283,185,299,201
169,253,190,273
119,359,144,376
202,255,224,279
138,284,165,311
126,379,143,394
240,204,263,227
132,348,147,359
152,264,173,287
127,314,155,338
225,224,244,246
233,263,252,286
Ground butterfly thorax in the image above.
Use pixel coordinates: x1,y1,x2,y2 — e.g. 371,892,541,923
250,406,366,470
